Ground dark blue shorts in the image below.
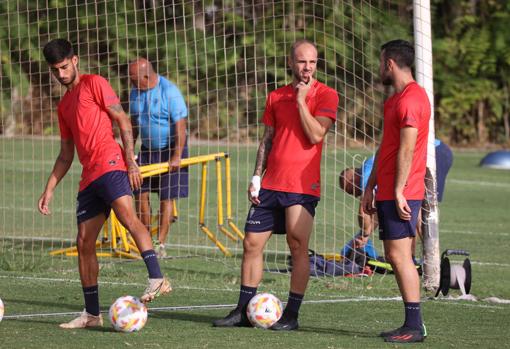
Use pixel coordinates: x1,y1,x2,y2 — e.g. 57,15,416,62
76,170,132,224
135,142,189,201
435,142,453,202
376,200,422,240
244,189,319,234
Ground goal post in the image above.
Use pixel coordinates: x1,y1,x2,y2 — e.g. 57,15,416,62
413,0,440,291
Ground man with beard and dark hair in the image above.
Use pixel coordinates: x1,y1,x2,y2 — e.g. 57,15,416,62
39,39,171,329
362,39,430,343
212,39,339,331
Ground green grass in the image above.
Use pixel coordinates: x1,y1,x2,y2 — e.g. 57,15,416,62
0,138,509,348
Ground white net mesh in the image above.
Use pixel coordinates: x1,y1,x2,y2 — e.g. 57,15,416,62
0,1,409,285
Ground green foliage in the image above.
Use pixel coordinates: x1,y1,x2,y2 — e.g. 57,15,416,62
0,0,399,143
1,0,508,144
432,0,510,144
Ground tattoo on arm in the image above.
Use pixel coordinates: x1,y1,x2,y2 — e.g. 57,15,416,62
108,103,124,114
56,154,73,166
120,129,136,167
107,104,137,167
254,127,274,176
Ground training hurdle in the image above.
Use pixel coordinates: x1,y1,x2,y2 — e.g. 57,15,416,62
140,152,244,256
49,152,242,258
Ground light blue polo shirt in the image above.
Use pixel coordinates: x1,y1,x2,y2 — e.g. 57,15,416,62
360,156,375,191
130,75,187,150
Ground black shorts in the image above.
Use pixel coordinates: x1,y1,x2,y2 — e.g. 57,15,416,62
244,189,319,234
135,142,189,200
76,170,132,224
376,200,422,240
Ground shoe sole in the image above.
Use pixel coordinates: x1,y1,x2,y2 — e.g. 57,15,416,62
384,337,425,343
59,320,103,329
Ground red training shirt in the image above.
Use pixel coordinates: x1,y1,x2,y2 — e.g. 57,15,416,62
261,80,339,197
375,81,431,201
57,74,127,191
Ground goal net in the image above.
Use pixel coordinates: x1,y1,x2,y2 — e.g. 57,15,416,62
0,1,424,292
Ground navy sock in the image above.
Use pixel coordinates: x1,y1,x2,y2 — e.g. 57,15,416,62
83,285,100,316
403,302,422,330
237,285,257,309
284,291,304,318
141,249,163,279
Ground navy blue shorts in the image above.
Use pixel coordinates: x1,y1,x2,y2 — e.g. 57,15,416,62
376,200,422,240
244,189,319,234
435,142,453,202
135,142,189,201
76,170,132,224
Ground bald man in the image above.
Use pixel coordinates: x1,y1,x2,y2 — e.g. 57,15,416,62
213,39,339,331
129,58,189,258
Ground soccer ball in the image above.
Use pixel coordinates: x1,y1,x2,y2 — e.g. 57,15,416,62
0,297,4,322
109,295,148,332
246,293,283,329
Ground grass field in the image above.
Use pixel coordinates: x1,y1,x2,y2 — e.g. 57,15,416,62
0,138,509,348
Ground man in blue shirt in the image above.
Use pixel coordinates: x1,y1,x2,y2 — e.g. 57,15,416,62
129,58,189,257
339,140,453,259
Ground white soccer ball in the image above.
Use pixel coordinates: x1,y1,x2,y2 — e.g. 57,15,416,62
109,295,148,332
246,293,283,329
0,297,4,322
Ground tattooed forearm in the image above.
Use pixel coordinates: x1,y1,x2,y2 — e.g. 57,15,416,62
253,127,274,176
108,103,124,113
120,128,136,166
107,104,137,166
56,154,73,166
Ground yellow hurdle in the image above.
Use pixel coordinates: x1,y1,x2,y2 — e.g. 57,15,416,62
50,152,241,258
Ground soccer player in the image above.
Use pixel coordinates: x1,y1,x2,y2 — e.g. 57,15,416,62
362,39,430,343
129,58,189,258
213,39,339,331
340,139,453,259
38,39,171,329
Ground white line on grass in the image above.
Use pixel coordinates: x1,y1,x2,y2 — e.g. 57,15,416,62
441,229,509,237
0,275,238,292
3,296,507,320
448,179,510,189
471,261,510,267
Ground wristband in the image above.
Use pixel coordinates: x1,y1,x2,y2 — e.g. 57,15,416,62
250,175,261,197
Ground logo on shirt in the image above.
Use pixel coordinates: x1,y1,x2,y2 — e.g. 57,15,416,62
108,154,121,166
318,108,336,116
311,183,320,191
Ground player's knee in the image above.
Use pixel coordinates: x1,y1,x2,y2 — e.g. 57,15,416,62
243,236,264,255
287,237,308,254
385,249,407,266
76,235,96,254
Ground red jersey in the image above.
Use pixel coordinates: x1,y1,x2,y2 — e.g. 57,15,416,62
57,74,127,191
376,81,431,200
261,81,339,197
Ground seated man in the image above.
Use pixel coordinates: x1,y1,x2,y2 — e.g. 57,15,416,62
339,156,378,262
339,139,453,262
